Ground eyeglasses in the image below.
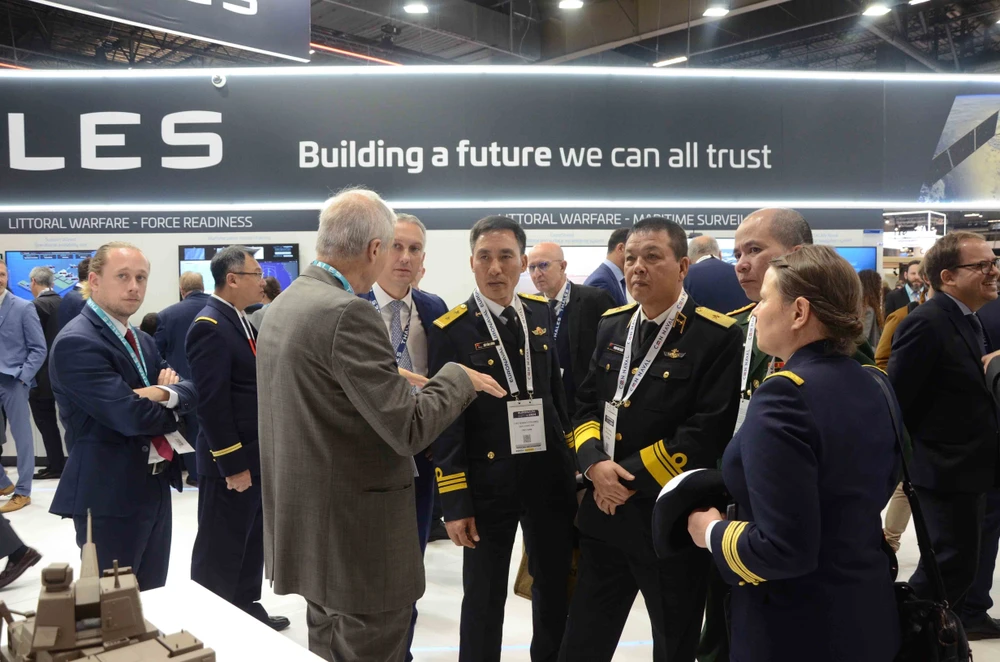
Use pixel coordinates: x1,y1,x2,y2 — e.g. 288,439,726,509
232,271,265,280
527,261,552,273
949,258,1000,275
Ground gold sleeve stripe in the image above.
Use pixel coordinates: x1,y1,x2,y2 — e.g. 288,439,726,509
438,481,468,494
210,442,243,457
194,316,218,325
437,476,467,487
565,432,575,449
723,522,766,585
434,469,467,485
640,440,680,487
652,441,683,480
573,422,601,451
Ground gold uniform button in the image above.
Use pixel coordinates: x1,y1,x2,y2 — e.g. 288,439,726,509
662,371,670,379
631,367,638,375
615,433,622,441
739,581,746,587
543,344,548,350
752,379,760,389
520,349,524,355
623,400,631,408
605,363,611,371
746,389,752,397
488,359,495,366
487,451,495,460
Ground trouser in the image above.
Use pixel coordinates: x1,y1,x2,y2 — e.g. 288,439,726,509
883,482,912,553
179,412,199,477
961,489,1000,622
306,600,411,662
459,455,576,662
0,513,24,558
191,475,264,609
908,486,986,612
405,452,436,662
560,534,709,662
28,392,63,472
697,563,730,662
0,375,33,496
73,471,171,591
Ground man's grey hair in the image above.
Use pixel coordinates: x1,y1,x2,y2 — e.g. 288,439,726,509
396,213,427,244
210,245,255,290
29,266,54,287
316,187,395,260
688,235,720,260
754,208,813,249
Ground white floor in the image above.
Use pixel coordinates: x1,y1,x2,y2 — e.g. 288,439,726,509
2,476,1000,661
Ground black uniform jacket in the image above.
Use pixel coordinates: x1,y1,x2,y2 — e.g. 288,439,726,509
572,296,742,557
430,292,575,521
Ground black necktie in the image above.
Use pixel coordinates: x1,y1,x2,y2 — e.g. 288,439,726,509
968,313,989,356
549,299,559,316
640,320,660,347
502,306,521,343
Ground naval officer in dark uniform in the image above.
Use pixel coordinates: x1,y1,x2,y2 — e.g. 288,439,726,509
559,217,742,662
185,245,289,631
431,216,577,662
688,246,899,662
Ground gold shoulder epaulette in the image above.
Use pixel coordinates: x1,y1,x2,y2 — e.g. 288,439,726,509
696,307,737,328
518,292,547,303
433,303,468,329
765,370,804,386
727,302,756,317
602,302,638,317
194,316,217,325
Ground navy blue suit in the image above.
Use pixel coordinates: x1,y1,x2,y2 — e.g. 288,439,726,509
583,262,627,307
362,286,448,660
56,285,86,332
711,344,899,662
49,304,196,591
186,296,266,613
155,290,210,476
683,257,750,315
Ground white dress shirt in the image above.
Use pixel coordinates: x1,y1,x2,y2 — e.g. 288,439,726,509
211,293,256,344
480,292,515,322
108,314,179,409
373,283,428,377
0,288,7,305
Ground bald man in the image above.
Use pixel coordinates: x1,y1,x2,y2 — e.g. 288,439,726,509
528,242,616,407
683,235,750,315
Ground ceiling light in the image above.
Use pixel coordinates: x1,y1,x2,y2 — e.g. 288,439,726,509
965,212,983,218
309,49,316,55
863,4,892,16
653,56,688,67
703,7,730,18
908,0,930,4
403,3,429,13
559,0,584,8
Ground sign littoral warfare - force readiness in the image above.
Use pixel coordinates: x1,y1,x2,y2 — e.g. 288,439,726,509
0,67,996,232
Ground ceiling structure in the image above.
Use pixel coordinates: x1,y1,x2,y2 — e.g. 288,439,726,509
1,0,999,72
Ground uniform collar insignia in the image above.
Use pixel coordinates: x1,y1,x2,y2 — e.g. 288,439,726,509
665,348,686,359
531,327,547,336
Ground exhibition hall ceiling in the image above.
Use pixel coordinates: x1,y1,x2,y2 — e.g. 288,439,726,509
1,0,999,72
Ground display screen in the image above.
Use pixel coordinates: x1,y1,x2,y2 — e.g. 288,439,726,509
834,246,879,272
178,244,299,297
4,250,95,300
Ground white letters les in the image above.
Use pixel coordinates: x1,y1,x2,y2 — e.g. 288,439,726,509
8,111,223,171
183,0,258,16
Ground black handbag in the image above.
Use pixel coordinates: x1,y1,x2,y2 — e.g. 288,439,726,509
868,367,971,662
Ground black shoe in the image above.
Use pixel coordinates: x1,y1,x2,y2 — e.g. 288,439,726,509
244,602,290,632
0,548,40,590
428,519,449,542
32,467,61,480
963,615,1000,640
185,475,199,488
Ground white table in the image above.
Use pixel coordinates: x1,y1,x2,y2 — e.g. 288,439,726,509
142,580,321,661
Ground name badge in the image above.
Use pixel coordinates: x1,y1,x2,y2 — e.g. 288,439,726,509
508,399,546,455
475,340,498,351
608,343,626,354
165,431,195,454
734,398,751,435
602,401,618,460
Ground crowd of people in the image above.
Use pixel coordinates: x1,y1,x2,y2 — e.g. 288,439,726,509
0,189,999,662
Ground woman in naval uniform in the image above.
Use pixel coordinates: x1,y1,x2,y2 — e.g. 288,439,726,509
687,245,900,662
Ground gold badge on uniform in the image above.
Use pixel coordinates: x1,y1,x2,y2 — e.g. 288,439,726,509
531,327,547,336
665,348,686,359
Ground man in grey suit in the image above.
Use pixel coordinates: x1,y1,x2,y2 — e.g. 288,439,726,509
256,187,505,662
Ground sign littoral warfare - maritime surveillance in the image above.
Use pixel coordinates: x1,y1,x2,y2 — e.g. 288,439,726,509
0,67,994,231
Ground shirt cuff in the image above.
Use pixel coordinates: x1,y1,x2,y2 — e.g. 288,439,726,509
706,519,721,552
154,386,179,409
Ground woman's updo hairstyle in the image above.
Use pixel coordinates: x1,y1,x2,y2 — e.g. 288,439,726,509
768,245,864,355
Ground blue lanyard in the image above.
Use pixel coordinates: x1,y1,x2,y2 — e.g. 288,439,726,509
312,260,355,295
87,298,150,387
369,295,413,366
552,281,572,340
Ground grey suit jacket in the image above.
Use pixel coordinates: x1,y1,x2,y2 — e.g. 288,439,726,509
256,264,476,614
